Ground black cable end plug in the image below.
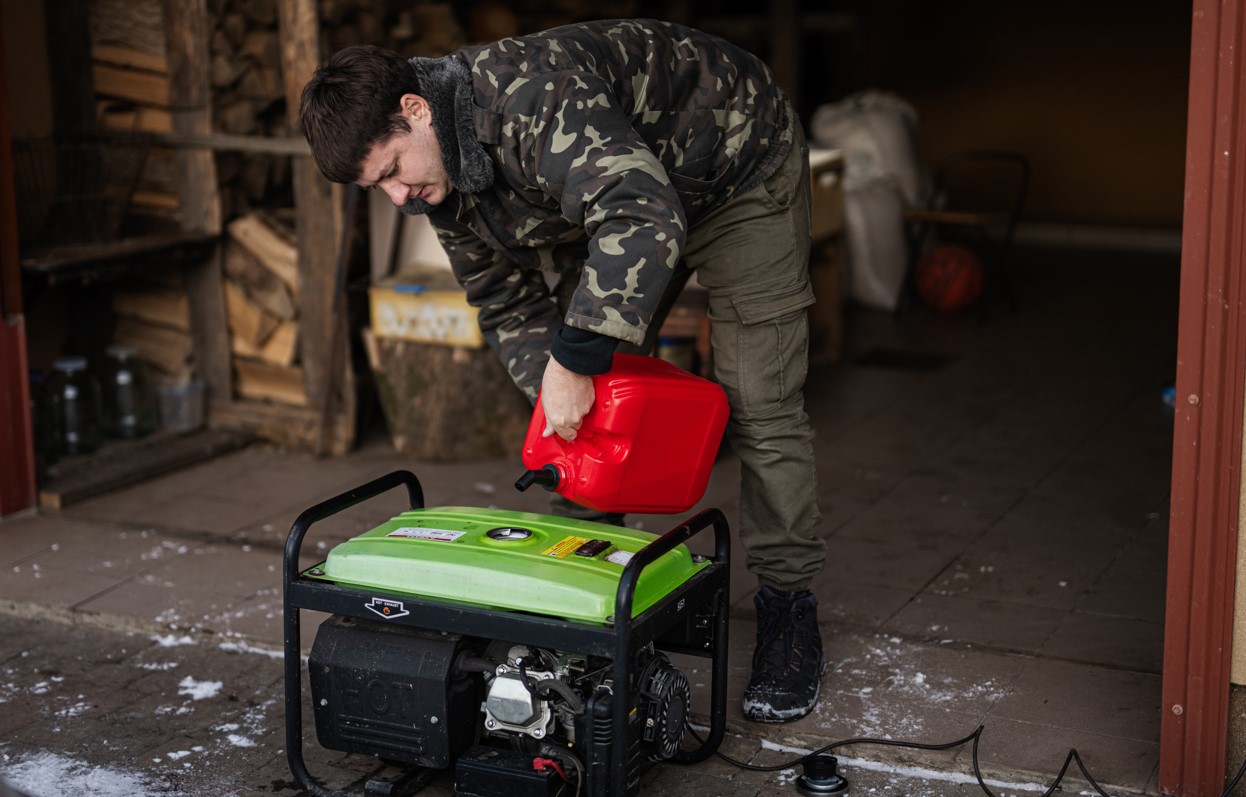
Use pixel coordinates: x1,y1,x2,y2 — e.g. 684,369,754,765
795,754,848,796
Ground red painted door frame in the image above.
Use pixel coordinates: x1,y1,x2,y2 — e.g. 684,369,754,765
1161,0,1246,794
0,16,36,518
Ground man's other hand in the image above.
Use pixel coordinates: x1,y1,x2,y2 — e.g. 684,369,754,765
541,358,595,441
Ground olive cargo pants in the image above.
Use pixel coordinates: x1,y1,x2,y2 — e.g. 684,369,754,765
627,124,825,592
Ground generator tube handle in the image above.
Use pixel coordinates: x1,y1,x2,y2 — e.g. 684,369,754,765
283,469,424,797
283,468,424,587
612,507,731,783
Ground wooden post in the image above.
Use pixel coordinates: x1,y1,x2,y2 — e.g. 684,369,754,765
43,0,96,135
162,0,232,403
277,0,352,454
0,30,36,516
768,0,801,113
1160,0,1246,794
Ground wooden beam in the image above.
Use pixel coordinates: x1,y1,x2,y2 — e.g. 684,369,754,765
151,131,311,155
37,428,252,510
162,0,231,404
278,0,351,453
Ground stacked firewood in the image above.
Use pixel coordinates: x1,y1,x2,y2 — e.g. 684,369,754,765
222,211,306,406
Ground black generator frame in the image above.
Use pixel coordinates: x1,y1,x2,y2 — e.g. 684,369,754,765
283,469,730,797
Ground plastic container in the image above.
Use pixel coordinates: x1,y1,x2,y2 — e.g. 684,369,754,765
158,379,206,434
100,344,157,439
46,356,102,456
515,353,730,514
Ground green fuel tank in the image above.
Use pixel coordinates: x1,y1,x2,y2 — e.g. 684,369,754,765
305,507,709,625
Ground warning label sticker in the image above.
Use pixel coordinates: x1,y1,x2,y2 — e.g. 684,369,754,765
386,527,465,542
543,536,587,558
606,550,634,567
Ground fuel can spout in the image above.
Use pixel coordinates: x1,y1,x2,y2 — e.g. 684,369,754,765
515,465,560,493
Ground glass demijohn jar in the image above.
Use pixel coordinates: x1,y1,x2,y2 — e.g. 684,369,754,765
100,344,157,439
47,356,102,456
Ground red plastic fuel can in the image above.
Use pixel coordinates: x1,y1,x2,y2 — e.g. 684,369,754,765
516,353,730,514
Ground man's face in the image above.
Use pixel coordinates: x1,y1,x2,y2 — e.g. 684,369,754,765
356,94,451,214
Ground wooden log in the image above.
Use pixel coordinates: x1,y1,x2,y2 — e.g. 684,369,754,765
236,65,283,106
112,288,191,331
224,280,279,345
130,190,181,212
113,316,193,374
226,212,299,295
220,12,248,49
97,102,172,133
232,318,297,366
240,153,271,200
231,318,296,366
215,99,261,134
137,146,180,193
238,0,278,26
233,357,307,406
207,396,349,453
91,0,168,59
209,52,249,88
223,240,295,319
92,43,168,73
363,329,532,461
240,29,281,68
92,63,170,106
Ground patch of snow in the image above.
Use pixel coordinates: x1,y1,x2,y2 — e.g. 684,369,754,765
226,734,256,748
217,641,282,660
152,634,195,647
177,677,222,700
1,749,181,797
55,701,91,718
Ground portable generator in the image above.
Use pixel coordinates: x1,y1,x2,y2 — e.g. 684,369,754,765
283,470,730,797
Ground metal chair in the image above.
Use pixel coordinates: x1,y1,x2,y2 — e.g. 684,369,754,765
903,149,1031,313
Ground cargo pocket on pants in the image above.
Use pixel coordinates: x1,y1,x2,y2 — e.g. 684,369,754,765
719,281,816,418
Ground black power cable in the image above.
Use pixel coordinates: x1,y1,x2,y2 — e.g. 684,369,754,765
686,723,1246,797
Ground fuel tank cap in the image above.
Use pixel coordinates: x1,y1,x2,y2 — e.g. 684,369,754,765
486,526,533,541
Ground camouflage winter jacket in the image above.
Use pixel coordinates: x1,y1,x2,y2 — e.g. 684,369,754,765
420,19,795,399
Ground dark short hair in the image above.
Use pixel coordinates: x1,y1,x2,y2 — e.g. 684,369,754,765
299,45,420,183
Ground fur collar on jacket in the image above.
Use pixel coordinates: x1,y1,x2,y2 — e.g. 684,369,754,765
408,55,493,195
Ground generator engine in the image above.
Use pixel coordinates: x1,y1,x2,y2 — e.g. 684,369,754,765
309,621,692,796
284,471,728,797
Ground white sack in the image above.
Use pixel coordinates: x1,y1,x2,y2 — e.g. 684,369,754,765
842,177,909,312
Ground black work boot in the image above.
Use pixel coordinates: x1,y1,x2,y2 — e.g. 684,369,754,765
742,585,826,722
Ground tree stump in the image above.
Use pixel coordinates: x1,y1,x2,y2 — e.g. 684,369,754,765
364,331,533,462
